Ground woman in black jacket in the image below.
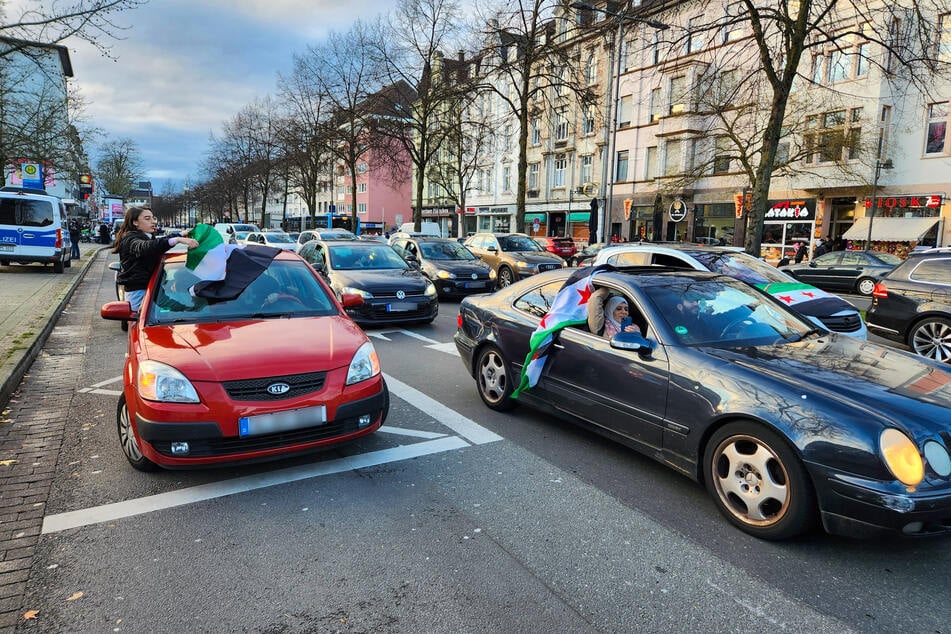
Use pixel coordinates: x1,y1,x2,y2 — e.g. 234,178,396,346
112,207,198,311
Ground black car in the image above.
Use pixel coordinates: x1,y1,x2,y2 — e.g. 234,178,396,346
779,250,902,296
298,239,438,325
568,242,608,267
454,267,951,539
390,236,496,298
866,248,951,363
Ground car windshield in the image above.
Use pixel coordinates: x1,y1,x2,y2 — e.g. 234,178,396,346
234,225,257,232
419,241,476,260
644,278,813,346
870,251,903,265
499,235,543,252
148,260,339,324
330,244,408,270
234,232,249,240
689,251,790,285
321,231,357,240
264,233,295,244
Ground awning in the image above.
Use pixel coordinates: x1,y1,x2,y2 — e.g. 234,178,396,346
568,212,592,222
842,217,940,242
524,213,546,222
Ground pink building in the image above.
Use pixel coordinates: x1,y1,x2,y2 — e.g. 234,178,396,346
336,144,412,235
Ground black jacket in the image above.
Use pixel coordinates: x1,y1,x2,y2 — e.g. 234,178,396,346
117,230,174,291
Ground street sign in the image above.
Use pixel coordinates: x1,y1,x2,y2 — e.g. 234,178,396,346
668,198,687,223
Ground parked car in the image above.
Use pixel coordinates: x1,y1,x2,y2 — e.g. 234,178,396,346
99,250,388,470
391,236,496,298
779,250,902,296
298,239,438,325
244,231,298,250
463,232,566,287
359,234,389,244
0,187,72,272
454,267,951,539
387,231,437,246
867,248,951,363
295,229,358,251
214,222,261,244
534,236,578,260
569,242,608,267
592,243,867,338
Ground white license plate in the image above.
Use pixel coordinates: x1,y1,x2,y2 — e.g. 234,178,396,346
0,244,13,252
238,404,327,437
386,302,414,312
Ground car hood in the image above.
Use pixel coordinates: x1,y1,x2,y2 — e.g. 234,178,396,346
424,260,491,275
705,335,951,433
139,315,367,382
756,282,856,318
331,268,430,293
504,251,564,263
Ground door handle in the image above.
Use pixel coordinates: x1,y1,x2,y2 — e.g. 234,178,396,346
553,343,565,349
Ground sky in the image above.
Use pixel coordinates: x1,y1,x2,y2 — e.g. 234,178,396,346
64,0,386,193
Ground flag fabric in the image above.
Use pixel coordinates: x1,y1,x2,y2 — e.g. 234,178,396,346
758,282,855,321
185,223,280,302
512,264,613,399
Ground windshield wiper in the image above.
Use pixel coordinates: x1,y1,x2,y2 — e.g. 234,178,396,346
789,327,823,342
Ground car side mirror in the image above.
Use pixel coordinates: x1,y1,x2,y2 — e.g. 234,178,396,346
101,300,134,321
611,331,654,356
340,292,364,308
487,245,498,253
808,261,818,268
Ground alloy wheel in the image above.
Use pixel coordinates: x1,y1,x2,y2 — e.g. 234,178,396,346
710,434,790,528
911,318,951,363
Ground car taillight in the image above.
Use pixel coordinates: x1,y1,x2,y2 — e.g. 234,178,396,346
872,281,888,299
457,312,463,328
55,228,62,248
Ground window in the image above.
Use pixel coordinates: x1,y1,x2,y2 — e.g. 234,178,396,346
878,105,892,158
531,119,541,146
645,146,657,180
357,203,367,213
585,54,597,85
582,106,596,135
555,108,569,141
615,150,629,182
649,87,663,122
617,95,632,127
357,163,368,173
686,17,706,54
811,55,824,84
502,166,511,192
580,155,592,185
554,154,567,188
939,13,951,62
652,32,662,65
804,108,862,163
855,43,869,77
357,182,367,193
503,124,512,149
826,49,849,83
721,5,745,43
665,139,683,176
670,76,687,114
529,163,540,190
926,102,948,154
713,136,731,173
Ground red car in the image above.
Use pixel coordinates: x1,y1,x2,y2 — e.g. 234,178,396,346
101,251,388,470
534,236,577,259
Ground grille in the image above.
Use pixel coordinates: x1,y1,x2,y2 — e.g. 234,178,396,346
537,263,562,272
819,313,862,333
223,371,326,401
151,418,363,457
373,289,427,298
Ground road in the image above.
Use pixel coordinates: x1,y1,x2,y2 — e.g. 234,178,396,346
7,253,950,633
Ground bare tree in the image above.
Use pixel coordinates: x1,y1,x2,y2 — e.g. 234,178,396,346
95,136,142,197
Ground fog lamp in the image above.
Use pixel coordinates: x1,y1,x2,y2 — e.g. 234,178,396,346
170,442,190,456
358,414,372,428
902,521,924,535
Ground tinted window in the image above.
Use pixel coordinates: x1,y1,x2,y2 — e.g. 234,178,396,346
839,252,865,265
909,259,951,284
499,235,542,251
419,241,476,260
813,252,842,265
514,281,562,318
329,245,407,270
0,198,55,226
870,252,903,265
690,251,789,285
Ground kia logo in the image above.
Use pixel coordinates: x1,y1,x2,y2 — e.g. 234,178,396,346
266,382,291,395
396,290,406,299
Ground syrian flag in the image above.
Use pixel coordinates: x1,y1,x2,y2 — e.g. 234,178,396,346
185,224,281,302
511,264,613,399
759,282,855,320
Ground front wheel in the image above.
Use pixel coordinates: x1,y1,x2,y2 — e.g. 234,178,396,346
117,395,159,471
475,346,516,411
704,422,816,540
908,317,951,363
855,277,875,296
497,267,515,288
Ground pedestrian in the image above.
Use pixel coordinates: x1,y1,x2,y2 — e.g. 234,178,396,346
98,222,111,245
794,241,806,264
813,238,829,258
112,207,199,312
68,219,81,259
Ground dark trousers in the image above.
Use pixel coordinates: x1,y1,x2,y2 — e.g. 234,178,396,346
71,241,80,258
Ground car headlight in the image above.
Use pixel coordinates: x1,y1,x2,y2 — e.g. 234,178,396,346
424,281,437,296
516,261,533,268
488,269,497,279
880,428,924,487
924,441,951,477
137,360,200,403
346,341,381,385
342,286,373,299
436,269,455,279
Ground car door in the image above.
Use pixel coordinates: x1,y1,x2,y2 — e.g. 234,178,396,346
538,287,668,452
797,252,842,287
829,251,868,290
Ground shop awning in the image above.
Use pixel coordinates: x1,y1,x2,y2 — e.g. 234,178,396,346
524,213,546,222
842,217,940,242
568,212,592,222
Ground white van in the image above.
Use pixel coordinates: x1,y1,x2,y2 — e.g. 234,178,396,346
398,221,442,238
214,222,261,244
0,187,72,273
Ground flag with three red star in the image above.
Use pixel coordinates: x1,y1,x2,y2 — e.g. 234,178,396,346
512,264,614,399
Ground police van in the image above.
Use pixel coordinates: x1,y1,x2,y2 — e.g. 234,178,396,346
0,187,73,273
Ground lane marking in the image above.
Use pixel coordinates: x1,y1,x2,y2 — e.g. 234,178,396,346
89,376,123,388
78,388,122,396
384,373,502,445
391,330,440,345
42,436,469,534
425,341,460,357
378,425,448,439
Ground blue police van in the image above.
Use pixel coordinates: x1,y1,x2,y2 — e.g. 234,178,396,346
0,187,73,273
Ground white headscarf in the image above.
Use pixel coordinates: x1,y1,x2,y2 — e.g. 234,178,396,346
604,295,628,331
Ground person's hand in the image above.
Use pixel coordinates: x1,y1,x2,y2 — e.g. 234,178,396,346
181,238,199,249
623,324,637,333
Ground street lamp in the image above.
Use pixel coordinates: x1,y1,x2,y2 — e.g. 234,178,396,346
571,1,668,243
864,159,893,251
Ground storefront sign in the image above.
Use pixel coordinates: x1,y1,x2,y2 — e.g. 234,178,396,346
766,199,814,219
863,194,943,210
668,198,687,223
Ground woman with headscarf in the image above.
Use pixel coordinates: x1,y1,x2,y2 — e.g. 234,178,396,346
602,295,638,339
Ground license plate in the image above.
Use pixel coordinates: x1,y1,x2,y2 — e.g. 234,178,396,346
464,281,485,289
238,404,326,437
0,244,13,252
386,302,414,312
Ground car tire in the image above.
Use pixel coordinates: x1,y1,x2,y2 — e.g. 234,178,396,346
53,257,64,273
704,422,816,540
117,395,159,472
475,345,516,412
498,267,515,288
908,317,951,363
0,260,7,266
855,277,875,296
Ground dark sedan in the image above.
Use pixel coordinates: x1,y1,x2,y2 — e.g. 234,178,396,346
390,236,496,298
780,250,902,296
298,239,438,325
454,267,951,540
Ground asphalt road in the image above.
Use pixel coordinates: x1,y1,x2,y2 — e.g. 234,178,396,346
8,254,950,633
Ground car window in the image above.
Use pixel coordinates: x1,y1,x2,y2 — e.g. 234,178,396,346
814,252,842,265
0,198,55,226
263,233,295,244
652,253,692,268
839,252,865,265
871,252,903,265
499,235,542,251
608,252,650,266
514,280,563,318
420,241,476,260
690,251,789,285
329,245,408,270
909,259,951,284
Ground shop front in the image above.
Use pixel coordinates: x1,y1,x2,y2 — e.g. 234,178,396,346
842,193,945,256
476,206,512,234
693,202,735,242
760,197,817,264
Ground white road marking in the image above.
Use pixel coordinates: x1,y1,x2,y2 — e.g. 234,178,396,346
392,330,440,345
90,376,123,388
425,341,460,357
378,425,448,439
42,436,469,534
366,332,392,341
78,388,123,396
384,373,503,445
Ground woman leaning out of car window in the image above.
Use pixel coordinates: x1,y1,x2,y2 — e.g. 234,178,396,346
113,207,198,312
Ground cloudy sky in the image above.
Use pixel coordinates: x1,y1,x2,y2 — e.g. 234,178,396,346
66,0,385,192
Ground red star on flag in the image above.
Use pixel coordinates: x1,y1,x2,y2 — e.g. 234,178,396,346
802,291,814,298
576,284,592,305
778,294,794,304
540,314,549,328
